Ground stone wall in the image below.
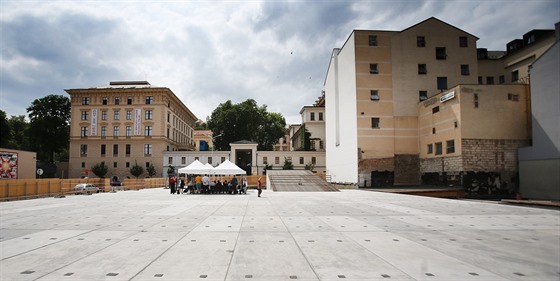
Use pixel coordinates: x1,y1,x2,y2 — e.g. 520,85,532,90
462,139,530,172
394,154,420,185
358,158,394,187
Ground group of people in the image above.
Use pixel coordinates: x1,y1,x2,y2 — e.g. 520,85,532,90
169,175,262,196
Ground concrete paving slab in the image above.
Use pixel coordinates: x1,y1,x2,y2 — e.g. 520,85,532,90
1,188,559,281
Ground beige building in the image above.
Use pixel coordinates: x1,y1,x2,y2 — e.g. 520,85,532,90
0,148,37,179
193,130,213,151
292,96,326,152
66,81,197,179
419,84,530,194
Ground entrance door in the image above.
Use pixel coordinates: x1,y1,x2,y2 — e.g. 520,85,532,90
235,149,251,175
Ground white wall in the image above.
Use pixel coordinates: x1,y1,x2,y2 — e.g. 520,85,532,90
325,34,359,184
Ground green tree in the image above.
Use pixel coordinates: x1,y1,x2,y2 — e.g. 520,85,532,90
26,95,70,162
282,157,294,170
130,161,144,179
91,161,109,178
207,99,286,151
167,165,175,177
0,110,10,147
194,120,209,130
5,115,30,150
147,163,156,177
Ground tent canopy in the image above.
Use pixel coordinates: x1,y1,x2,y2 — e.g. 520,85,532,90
213,159,246,175
177,159,213,175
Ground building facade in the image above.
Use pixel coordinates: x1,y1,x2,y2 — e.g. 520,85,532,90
66,81,197,179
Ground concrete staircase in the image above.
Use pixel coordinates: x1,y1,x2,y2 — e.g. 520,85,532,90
267,170,339,192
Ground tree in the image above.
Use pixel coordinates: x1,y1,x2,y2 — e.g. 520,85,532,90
194,120,209,130
91,161,109,178
207,99,286,151
282,157,294,170
5,115,30,151
130,161,144,179
146,163,156,177
26,95,70,162
0,110,10,147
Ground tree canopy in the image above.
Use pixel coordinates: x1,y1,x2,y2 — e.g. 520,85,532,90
207,99,286,151
26,95,70,162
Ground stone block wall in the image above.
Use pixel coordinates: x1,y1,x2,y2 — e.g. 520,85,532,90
394,154,420,185
358,158,394,187
462,139,530,172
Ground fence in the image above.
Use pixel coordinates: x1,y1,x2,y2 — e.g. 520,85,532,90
0,177,167,201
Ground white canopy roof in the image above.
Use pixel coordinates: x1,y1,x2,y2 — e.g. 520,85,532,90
177,160,213,175
213,159,246,175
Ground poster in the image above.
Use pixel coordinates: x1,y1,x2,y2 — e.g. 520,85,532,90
0,151,18,179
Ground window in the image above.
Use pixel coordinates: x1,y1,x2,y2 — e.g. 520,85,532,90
82,162,86,168
221,157,226,163
145,162,151,168
310,112,315,121
126,110,132,120
418,64,427,74
144,144,152,155
499,75,505,84
82,97,89,105
427,144,433,154
435,142,443,155
368,35,377,46
459,36,468,47
81,127,88,137
508,93,519,101
208,157,212,165
114,111,120,120
369,63,378,74
474,93,479,108
113,144,118,157
319,112,323,121
419,91,428,101
417,36,425,47
102,97,108,105
126,126,131,137
113,162,118,168
145,126,152,137
478,76,483,84
312,157,316,165
437,77,448,91
263,157,268,164
167,113,170,122
114,96,120,105
432,106,439,114
101,144,106,156
146,96,154,104
526,34,535,44
81,111,89,121
80,144,87,156
486,77,494,84
145,110,153,120
126,144,131,156
299,157,304,164
101,126,107,137
275,157,280,165
127,96,133,105
101,111,107,120
126,162,130,168
511,70,519,82
181,157,186,165
446,140,455,154
113,126,119,137
320,140,324,150
461,64,470,75
371,117,380,129
370,90,379,101
168,157,173,165
436,47,447,60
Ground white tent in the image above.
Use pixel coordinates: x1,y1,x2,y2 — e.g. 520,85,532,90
204,163,215,175
213,159,246,175
178,160,212,174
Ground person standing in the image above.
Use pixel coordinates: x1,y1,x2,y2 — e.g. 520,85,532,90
170,177,176,194
202,175,210,194
242,177,248,194
257,177,262,197
195,175,202,194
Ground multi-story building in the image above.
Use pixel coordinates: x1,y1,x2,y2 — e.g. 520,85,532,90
193,130,213,151
324,17,555,188
66,81,197,179
292,95,326,151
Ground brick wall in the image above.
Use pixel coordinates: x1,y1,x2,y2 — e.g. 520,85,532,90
394,154,420,185
420,156,463,173
462,139,529,172
358,158,394,187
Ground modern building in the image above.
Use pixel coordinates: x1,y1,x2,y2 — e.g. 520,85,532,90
323,17,555,188
66,81,197,179
518,24,560,200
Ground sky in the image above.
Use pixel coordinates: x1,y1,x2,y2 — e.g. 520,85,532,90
1,0,558,125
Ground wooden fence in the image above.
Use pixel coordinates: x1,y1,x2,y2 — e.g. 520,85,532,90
0,177,166,201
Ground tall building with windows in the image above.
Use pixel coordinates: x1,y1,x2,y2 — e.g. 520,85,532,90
66,81,197,179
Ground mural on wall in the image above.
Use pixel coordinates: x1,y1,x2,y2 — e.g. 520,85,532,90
0,151,18,179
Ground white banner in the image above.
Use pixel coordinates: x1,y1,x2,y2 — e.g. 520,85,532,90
134,109,141,135
91,109,98,136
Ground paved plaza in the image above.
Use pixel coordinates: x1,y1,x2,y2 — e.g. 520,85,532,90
1,188,559,281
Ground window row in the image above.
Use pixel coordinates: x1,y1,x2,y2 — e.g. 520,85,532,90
80,125,154,137
81,109,153,121
478,70,519,85
426,139,455,155
368,35,468,48
81,160,154,169
309,112,324,121
80,143,153,157
416,64,470,76
82,96,154,105
262,156,317,165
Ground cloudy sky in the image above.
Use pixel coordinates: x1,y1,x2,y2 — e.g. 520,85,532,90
1,0,558,124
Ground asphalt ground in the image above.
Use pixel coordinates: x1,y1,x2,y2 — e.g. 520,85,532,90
1,188,559,281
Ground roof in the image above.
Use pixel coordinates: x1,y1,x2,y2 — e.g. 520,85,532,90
400,17,479,40
230,140,258,145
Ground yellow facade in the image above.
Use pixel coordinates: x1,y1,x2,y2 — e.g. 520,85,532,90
66,81,197,179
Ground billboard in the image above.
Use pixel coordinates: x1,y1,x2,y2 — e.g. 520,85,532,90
0,151,18,179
